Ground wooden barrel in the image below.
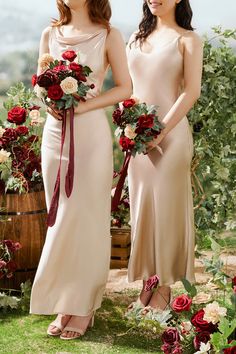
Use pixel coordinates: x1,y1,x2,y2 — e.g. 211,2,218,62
110,228,131,269
0,190,47,289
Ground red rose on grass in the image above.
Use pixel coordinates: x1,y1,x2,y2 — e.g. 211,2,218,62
123,98,136,108
62,50,77,62
15,126,29,136
144,275,160,291
47,84,64,100
232,276,236,288
31,74,37,87
172,294,192,313
119,136,135,151
112,108,123,125
193,331,211,350
8,107,27,125
69,62,83,72
162,328,180,346
138,114,155,129
191,309,217,333
37,69,58,89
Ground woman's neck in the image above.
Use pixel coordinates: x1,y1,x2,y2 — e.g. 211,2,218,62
156,10,177,31
69,6,92,30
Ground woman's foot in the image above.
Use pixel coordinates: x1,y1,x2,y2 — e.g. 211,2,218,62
47,314,71,336
144,286,171,312
127,280,153,311
60,313,94,340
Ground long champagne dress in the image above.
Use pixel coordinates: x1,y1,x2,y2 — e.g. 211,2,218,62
30,27,113,316
127,33,196,286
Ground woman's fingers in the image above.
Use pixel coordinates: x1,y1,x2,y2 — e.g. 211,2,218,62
47,106,63,121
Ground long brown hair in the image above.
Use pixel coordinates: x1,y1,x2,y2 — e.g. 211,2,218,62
134,0,193,46
52,0,111,31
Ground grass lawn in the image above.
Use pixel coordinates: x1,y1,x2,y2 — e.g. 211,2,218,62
0,292,163,354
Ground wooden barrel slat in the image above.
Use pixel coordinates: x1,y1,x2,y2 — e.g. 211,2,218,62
0,191,47,289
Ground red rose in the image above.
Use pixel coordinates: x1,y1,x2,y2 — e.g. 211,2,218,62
224,344,236,353
123,99,136,108
172,344,183,354
144,275,160,291
62,50,77,62
162,328,180,345
8,107,27,125
74,72,87,82
119,136,135,152
31,74,37,87
53,64,68,72
138,114,155,129
12,146,28,162
27,135,39,143
47,84,64,100
37,69,58,89
191,309,217,333
29,105,41,111
232,276,236,288
112,108,123,125
171,294,192,313
193,331,211,350
15,126,29,136
2,128,18,143
69,62,82,72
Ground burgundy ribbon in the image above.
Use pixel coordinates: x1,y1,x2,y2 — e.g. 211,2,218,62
111,152,131,212
47,106,75,227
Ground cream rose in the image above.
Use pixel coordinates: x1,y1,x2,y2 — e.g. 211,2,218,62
193,292,212,305
0,149,11,163
60,77,78,94
124,124,137,140
203,301,227,324
34,84,47,99
29,110,40,120
38,53,54,71
195,342,211,354
0,127,5,138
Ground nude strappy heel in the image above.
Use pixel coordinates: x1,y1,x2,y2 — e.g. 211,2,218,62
60,312,95,340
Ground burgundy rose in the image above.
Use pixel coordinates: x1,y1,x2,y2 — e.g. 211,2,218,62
3,239,14,251
90,83,95,89
161,343,171,354
112,108,123,125
69,62,82,72
171,294,192,313
123,99,136,108
193,331,211,350
47,84,64,100
15,126,29,136
172,344,183,354
31,74,37,87
62,50,77,62
138,114,155,129
12,159,25,169
37,69,58,89
24,159,41,178
2,128,18,143
232,276,236,288
119,136,135,151
122,198,130,209
12,146,28,162
191,309,217,333
74,72,87,82
224,344,236,353
8,107,27,125
27,135,39,143
144,275,160,291
162,328,180,346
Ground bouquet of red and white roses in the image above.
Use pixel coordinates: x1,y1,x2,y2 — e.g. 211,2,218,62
0,239,22,280
32,50,94,110
111,98,164,211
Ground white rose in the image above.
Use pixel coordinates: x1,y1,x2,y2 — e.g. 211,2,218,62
34,84,47,99
180,321,192,333
29,110,40,120
124,124,137,140
193,292,212,305
203,301,227,324
60,77,78,94
194,341,211,354
38,53,54,71
0,127,5,138
0,149,11,163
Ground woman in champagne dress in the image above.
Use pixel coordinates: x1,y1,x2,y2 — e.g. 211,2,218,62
127,0,203,310
30,0,131,339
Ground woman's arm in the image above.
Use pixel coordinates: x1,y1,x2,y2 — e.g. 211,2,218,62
37,27,51,74
74,27,132,114
153,32,203,145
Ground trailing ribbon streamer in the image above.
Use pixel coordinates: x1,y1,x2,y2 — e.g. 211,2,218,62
111,152,131,212
47,106,75,227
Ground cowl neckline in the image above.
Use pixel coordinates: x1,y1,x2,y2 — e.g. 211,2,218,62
54,27,107,45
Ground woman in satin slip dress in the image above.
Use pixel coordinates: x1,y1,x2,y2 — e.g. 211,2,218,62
30,0,131,340
126,0,203,311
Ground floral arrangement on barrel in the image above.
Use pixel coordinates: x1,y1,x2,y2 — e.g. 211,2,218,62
0,83,45,194
0,239,22,280
126,241,236,353
111,178,130,228
111,97,164,212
